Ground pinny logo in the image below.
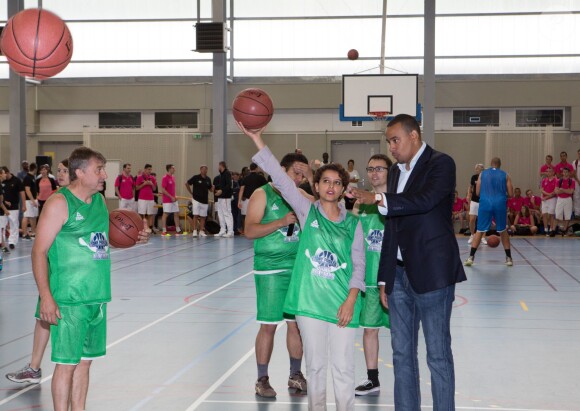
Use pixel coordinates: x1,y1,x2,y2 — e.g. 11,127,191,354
365,229,383,252
79,232,109,260
305,248,347,280
279,224,300,242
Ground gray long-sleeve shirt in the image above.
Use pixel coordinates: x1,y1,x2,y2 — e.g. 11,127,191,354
252,146,366,292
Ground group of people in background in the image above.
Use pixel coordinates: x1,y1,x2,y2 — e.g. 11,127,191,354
0,161,62,253
452,149,579,242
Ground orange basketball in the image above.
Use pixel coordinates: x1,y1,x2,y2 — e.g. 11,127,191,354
232,88,274,130
347,49,359,60
0,8,73,79
486,235,500,248
109,209,143,248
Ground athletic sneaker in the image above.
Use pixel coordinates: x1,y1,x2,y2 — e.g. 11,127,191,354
255,376,277,398
9,244,15,250
215,231,226,237
288,371,307,392
223,232,234,238
355,379,380,396
505,257,513,267
199,231,207,237
481,237,488,245
192,230,198,237
464,256,474,266
2,247,9,254
161,232,171,237
467,235,474,244
6,363,41,384
22,235,32,241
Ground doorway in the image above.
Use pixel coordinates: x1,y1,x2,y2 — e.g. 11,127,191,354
330,140,381,190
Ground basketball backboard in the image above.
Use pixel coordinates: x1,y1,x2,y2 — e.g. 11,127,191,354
340,74,420,122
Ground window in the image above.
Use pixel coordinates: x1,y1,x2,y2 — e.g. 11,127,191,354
453,110,499,127
155,112,198,128
516,109,563,127
99,112,141,128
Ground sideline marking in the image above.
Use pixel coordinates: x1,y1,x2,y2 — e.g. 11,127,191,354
0,270,253,407
185,323,287,411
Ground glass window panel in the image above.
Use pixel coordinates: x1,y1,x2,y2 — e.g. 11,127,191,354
69,22,206,60
233,0,384,18
52,62,213,78
437,0,580,14
234,18,422,59
435,56,580,75
437,15,580,56
155,112,198,129
99,112,141,129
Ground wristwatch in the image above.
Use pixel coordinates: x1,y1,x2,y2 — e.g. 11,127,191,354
374,193,382,205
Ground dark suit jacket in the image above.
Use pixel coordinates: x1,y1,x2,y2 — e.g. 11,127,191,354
378,144,467,294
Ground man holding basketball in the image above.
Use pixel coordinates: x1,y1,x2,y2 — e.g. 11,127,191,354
32,147,147,411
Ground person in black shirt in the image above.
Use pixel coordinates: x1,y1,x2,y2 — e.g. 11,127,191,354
1,166,26,249
0,168,10,253
214,161,234,237
467,164,486,245
185,165,213,237
238,163,268,233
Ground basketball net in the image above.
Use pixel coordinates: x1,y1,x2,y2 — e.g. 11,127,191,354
369,111,390,131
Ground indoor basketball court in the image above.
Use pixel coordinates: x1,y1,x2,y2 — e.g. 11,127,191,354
1,1,580,410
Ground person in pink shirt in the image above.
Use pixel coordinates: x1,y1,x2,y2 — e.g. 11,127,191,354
136,164,157,232
539,155,553,179
452,190,467,233
554,167,576,236
507,187,524,225
510,205,538,236
523,189,542,223
572,148,580,217
114,163,136,212
160,164,183,236
553,151,574,179
540,167,558,236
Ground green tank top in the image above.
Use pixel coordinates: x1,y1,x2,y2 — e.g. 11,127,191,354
48,187,111,306
253,184,300,273
283,205,362,328
358,203,385,286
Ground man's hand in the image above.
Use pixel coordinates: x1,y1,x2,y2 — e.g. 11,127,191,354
348,188,377,205
336,297,355,328
281,212,297,227
379,285,388,309
40,295,61,325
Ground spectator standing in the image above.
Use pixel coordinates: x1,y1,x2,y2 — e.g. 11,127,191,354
572,148,580,218
0,168,10,253
36,164,57,215
21,163,40,239
553,151,574,178
136,164,158,232
554,167,575,235
214,161,234,237
16,160,29,181
539,155,553,179
160,164,183,236
1,167,26,249
540,167,558,236
345,159,360,210
185,165,213,237
115,163,136,212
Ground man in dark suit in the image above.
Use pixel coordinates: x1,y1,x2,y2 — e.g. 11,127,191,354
350,114,466,410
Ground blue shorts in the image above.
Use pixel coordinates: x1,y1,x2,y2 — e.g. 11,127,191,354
477,204,507,232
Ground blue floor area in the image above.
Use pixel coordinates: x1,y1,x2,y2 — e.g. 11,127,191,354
0,234,579,410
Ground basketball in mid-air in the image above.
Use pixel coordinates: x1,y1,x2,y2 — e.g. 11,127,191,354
0,8,73,80
486,235,500,248
347,49,359,60
232,88,274,130
109,209,143,248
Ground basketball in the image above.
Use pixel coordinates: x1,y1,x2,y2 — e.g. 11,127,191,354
109,209,143,248
486,235,500,248
232,88,274,130
0,8,73,80
347,49,359,60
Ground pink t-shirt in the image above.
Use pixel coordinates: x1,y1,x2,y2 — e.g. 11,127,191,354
115,174,134,200
541,177,558,200
507,196,524,212
136,174,156,201
517,215,532,225
452,197,465,212
161,174,176,203
539,164,552,176
523,195,541,210
557,178,575,199
37,178,54,201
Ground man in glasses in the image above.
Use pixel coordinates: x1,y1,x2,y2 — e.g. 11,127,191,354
353,154,393,396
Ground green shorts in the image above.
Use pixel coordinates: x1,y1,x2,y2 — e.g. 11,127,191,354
254,271,293,323
51,303,107,364
34,296,41,319
359,287,390,329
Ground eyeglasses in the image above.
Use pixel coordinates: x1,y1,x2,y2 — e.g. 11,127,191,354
366,166,388,173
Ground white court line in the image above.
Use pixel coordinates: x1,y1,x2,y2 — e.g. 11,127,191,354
202,401,573,411
185,322,287,411
0,270,254,407
0,271,32,281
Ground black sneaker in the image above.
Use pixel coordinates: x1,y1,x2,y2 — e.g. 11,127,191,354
354,379,380,396
9,244,15,250
23,235,32,241
1,247,9,254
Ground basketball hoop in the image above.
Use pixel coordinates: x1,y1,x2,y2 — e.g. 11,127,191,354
369,111,390,131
